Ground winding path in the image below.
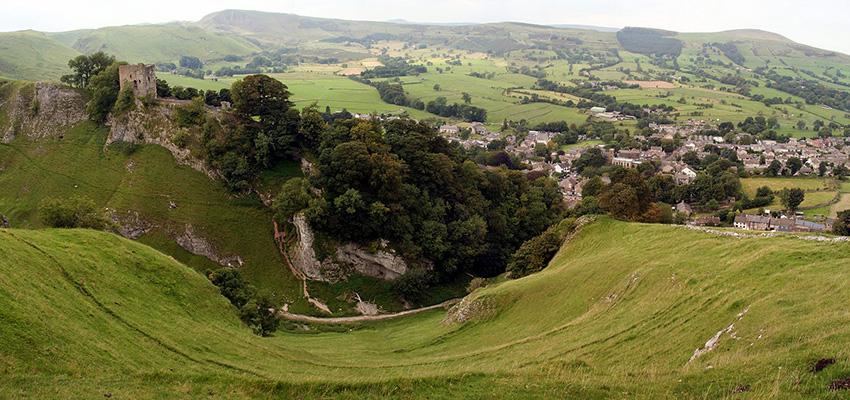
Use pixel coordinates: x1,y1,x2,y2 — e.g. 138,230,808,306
278,298,461,325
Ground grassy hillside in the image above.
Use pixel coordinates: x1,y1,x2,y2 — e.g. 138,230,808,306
50,23,259,64
0,122,307,312
2,218,850,398
0,31,79,80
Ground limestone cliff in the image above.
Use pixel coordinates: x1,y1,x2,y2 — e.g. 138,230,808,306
289,214,412,283
1,82,87,143
106,101,217,178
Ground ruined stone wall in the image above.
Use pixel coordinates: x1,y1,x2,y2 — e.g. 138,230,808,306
118,64,157,98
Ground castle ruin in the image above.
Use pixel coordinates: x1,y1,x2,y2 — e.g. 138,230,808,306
118,64,157,98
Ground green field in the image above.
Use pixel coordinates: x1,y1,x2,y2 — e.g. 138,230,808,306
741,177,833,197
0,123,308,312
270,71,431,117
2,218,850,398
157,72,235,91
562,140,604,151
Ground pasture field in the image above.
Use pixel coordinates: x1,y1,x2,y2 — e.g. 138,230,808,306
741,177,833,197
158,72,234,91
268,71,431,117
562,139,604,151
3,218,850,398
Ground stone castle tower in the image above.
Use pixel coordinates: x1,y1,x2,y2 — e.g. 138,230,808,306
118,64,157,98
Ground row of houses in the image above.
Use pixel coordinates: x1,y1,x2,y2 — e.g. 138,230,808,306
733,214,833,233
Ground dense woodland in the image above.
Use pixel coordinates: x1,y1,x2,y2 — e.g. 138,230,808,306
277,116,564,295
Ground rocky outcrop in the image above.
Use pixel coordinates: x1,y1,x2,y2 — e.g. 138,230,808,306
289,214,412,283
336,242,408,280
175,224,244,268
2,82,87,143
289,214,340,281
106,102,217,178
442,296,497,326
109,210,155,239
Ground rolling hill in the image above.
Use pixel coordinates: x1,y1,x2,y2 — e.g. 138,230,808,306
2,9,849,81
2,218,850,398
0,30,80,80
50,23,260,64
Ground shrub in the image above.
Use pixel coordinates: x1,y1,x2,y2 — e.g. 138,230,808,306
392,268,436,302
39,195,108,229
112,87,136,114
174,97,206,128
208,268,279,336
239,293,279,337
834,210,850,236
171,129,190,149
86,62,124,122
506,218,576,279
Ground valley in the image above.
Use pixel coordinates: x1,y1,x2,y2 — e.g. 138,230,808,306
2,5,850,399
2,219,850,399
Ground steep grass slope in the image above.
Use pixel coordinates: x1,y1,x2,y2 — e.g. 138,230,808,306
0,122,306,311
1,219,849,398
0,31,80,80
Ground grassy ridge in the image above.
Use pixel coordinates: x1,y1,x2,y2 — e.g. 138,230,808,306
0,31,80,80
2,218,850,398
51,24,259,64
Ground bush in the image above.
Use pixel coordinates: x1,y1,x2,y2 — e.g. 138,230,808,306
112,87,136,114
392,268,436,302
834,210,850,236
86,62,124,122
39,196,108,229
240,293,279,337
208,268,279,336
173,97,206,127
506,219,575,279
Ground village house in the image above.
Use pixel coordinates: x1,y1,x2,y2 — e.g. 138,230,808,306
734,214,772,230
439,125,460,135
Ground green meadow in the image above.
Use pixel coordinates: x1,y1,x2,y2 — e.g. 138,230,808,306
2,218,850,398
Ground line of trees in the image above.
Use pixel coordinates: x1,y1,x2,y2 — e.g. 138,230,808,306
425,97,487,122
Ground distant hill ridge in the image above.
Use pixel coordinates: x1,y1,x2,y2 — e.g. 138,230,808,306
0,8,847,81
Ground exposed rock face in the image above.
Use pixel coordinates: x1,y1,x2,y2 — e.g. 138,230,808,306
289,214,338,281
109,210,154,240
175,224,244,268
442,296,497,326
2,82,87,142
106,102,217,179
289,214,411,282
336,242,407,280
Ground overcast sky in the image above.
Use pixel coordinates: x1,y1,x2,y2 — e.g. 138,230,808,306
3,0,849,54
